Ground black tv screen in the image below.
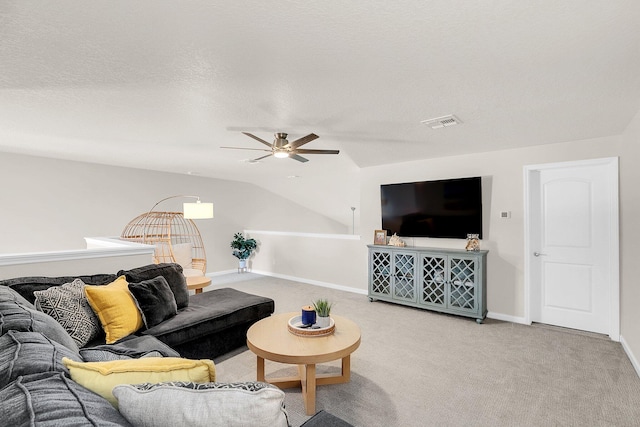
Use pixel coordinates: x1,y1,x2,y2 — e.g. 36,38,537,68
381,177,483,239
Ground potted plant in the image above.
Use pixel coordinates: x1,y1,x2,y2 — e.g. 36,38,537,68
230,232,258,271
313,298,333,328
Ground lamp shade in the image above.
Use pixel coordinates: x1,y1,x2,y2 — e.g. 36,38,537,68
183,201,214,219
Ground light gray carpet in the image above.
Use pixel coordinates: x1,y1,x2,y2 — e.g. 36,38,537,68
210,274,640,427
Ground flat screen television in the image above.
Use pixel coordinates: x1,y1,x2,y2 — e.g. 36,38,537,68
381,177,483,239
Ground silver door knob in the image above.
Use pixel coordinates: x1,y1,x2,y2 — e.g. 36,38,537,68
533,252,547,257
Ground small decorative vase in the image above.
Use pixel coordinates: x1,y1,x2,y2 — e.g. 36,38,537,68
316,315,331,328
465,234,480,251
238,259,247,273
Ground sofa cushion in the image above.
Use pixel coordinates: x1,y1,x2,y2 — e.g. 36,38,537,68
0,299,80,353
33,278,103,347
0,372,132,427
0,274,117,305
141,288,274,349
128,276,178,329
113,381,289,427
63,357,216,407
0,285,36,308
0,330,82,389
118,263,190,310
80,335,180,362
85,275,144,344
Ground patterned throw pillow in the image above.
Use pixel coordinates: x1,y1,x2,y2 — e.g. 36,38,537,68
34,279,102,348
112,381,289,427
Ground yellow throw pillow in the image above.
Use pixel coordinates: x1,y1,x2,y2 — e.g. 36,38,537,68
62,357,216,407
85,275,144,344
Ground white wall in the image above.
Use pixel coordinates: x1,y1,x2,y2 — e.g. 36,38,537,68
2,114,639,366
360,134,628,321
0,152,346,272
246,230,363,292
618,109,640,369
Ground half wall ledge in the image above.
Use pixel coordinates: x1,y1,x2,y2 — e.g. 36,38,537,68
0,237,154,267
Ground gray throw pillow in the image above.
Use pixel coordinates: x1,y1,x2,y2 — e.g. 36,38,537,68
0,372,133,427
118,263,189,309
128,276,178,329
0,330,82,389
113,381,289,427
0,300,79,354
33,278,103,348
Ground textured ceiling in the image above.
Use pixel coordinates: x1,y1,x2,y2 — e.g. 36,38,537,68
1,1,639,224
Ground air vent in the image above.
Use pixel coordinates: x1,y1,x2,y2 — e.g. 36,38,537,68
421,115,462,129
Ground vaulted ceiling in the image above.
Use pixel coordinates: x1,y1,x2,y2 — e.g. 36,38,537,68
1,1,639,224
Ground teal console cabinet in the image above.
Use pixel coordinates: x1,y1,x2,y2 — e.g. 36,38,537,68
368,245,488,323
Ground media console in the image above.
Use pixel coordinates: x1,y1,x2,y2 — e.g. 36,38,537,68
367,245,487,323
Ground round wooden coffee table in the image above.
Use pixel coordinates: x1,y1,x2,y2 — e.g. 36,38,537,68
246,312,361,415
185,275,211,294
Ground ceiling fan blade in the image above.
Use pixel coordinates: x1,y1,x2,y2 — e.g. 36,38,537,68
242,132,273,148
295,149,340,155
220,146,272,152
290,154,309,163
252,154,273,161
288,133,319,149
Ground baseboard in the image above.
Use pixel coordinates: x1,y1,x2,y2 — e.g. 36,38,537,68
487,311,528,325
620,335,640,378
250,269,368,295
210,270,534,320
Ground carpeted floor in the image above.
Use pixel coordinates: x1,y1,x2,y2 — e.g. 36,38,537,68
210,274,640,427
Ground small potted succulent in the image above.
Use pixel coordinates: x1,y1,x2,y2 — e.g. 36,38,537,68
313,298,333,328
230,232,258,271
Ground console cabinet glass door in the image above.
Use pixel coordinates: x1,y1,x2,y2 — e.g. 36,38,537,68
392,252,417,302
370,249,392,298
447,255,478,314
368,245,487,323
419,254,447,308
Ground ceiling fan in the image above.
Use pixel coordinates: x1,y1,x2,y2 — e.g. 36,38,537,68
221,132,339,163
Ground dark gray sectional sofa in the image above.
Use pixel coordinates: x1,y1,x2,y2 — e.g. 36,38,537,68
1,263,275,359
0,263,353,426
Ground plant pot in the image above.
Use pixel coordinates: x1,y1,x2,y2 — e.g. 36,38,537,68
238,259,247,273
316,315,331,328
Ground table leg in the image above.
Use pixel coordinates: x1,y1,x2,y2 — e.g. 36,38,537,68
256,356,265,382
299,364,316,416
342,354,351,382
257,356,352,416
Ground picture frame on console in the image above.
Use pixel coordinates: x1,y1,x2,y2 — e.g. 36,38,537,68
373,229,388,245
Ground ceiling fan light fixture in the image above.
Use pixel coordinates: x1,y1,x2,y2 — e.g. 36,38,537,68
222,131,337,163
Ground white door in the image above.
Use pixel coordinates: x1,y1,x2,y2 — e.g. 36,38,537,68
526,158,619,338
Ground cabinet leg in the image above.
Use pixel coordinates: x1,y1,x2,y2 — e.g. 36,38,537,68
476,318,484,324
